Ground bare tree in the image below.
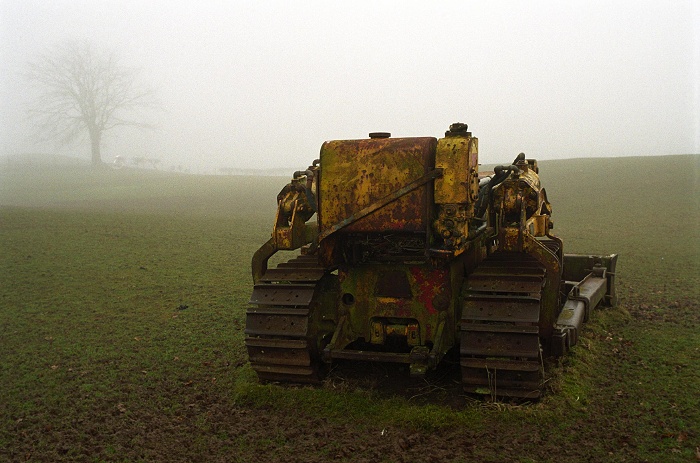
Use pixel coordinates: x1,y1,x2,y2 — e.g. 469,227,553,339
27,41,157,166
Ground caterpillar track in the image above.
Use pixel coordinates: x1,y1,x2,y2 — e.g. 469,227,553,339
460,252,549,399
245,254,327,383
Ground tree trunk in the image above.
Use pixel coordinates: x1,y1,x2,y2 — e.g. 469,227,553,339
90,128,103,167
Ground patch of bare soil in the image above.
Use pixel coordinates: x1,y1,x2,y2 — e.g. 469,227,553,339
629,298,699,325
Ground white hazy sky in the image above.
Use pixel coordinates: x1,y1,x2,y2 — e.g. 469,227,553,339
1,0,698,171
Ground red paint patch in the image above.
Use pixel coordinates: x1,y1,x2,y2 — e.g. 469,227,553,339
410,267,448,315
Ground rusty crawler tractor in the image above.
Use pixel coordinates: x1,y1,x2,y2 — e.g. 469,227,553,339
245,123,617,398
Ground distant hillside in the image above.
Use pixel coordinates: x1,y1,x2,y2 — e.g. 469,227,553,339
5,151,696,178
218,167,296,177
1,153,300,177
1,153,91,167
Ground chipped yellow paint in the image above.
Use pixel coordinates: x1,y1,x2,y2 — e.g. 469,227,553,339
318,137,436,234
434,135,478,204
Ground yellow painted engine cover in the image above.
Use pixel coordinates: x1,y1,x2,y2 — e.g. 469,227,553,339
318,137,437,234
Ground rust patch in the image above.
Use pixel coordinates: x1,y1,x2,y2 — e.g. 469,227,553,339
410,267,449,315
318,137,436,234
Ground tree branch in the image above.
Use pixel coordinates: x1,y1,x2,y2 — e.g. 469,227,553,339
26,40,159,165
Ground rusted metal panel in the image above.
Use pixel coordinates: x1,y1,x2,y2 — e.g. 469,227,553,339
318,137,437,234
434,135,478,204
327,263,450,354
318,169,442,240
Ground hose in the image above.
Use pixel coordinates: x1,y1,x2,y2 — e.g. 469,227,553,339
293,169,317,212
475,161,523,218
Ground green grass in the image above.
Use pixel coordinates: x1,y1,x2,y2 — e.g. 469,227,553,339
1,156,698,462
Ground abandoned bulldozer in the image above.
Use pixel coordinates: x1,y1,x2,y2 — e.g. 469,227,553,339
245,123,617,398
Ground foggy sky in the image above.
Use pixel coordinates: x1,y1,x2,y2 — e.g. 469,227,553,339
1,0,698,172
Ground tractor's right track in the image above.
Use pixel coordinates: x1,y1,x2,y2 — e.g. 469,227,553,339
460,252,546,399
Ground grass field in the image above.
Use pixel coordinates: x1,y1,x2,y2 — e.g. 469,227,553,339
1,155,698,462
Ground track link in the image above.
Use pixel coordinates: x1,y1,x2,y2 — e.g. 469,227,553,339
245,254,326,383
460,252,546,399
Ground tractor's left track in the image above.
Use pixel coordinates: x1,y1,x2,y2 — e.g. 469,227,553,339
245,254,328,383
